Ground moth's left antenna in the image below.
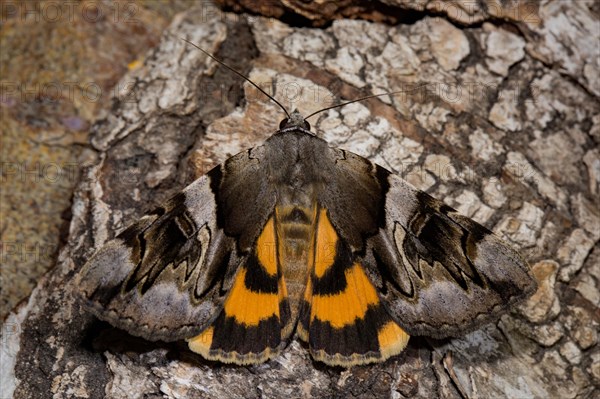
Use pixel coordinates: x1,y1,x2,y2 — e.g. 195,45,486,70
182,38,291,118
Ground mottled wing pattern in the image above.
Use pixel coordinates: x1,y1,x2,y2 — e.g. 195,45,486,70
77,146,277,343
320,147,537,339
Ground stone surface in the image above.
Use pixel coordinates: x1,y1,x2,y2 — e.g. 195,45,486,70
495,202,544,248
216,0,543,26
500,315,564,348
423,154,458,182
518,260,560,323
526,0,600,97
427,18,470,71
559,341,582,365
481,177,508,209
557,229,596,282
589,352,600,386
504,151,568,210
451,190,495,224
583,149,600,196
528,132,584,186
469,129,504,162
571,193,600,240
484,24,526,76
489,94,522,132
528,322,564,347
574,273,600,307
2,1,600,398
563,306,599,351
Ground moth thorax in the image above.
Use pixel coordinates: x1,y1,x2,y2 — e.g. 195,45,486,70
279,110,310,130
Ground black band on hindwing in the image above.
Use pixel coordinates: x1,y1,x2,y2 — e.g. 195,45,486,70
243,252,278,294
209,313,281,354
309,304,389,357
311,240,354,295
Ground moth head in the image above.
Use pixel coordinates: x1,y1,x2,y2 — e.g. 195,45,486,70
279,110,311,131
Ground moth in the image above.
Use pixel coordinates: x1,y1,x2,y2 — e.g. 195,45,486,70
76,42,537,367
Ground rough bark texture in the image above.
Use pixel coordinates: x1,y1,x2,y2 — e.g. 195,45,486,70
2,1,599,398
0,0,195,321
215,0,543,27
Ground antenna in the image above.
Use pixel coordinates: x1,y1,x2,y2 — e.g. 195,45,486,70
182,38,290,118
304,88,423,120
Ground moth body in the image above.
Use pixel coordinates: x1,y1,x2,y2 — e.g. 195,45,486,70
77,110,536,367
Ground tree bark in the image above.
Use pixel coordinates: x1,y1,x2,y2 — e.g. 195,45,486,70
3,1,598,398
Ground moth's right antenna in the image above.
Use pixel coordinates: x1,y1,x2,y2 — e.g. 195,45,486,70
182,38,291,118
304,89,422,121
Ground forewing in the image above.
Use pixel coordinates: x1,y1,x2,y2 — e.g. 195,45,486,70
320,148,537,339
76,146,277,342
